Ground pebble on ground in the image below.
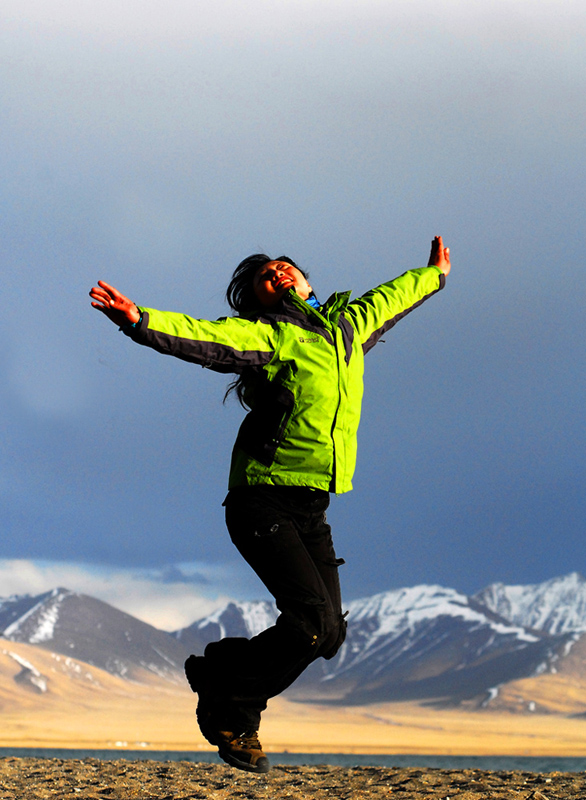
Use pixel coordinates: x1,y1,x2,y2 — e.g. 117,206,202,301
0,758,584,799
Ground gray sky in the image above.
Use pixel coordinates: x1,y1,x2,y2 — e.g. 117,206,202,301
1,0,585,628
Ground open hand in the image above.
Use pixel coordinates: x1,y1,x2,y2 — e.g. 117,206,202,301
428,236,451,276
89,281,141,327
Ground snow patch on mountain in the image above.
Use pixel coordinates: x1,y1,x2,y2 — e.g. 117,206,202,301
3,599,47,639
4,650,48,693
474,572,586,634
2,588,74,643
51,653,98,683
346,584,539,652
180,600,277,640
6,650,41,676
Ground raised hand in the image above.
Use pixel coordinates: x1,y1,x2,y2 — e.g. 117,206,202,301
89,281,141,327
428,236,451,276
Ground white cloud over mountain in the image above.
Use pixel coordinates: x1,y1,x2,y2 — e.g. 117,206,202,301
0,559,246,631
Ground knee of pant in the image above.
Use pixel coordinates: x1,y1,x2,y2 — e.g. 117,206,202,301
316,612,347,661
278,603,344,655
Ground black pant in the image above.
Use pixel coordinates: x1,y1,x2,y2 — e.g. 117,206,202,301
203,485,346,731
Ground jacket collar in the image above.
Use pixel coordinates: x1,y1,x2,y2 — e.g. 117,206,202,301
284,288,352,320
246,289,352,335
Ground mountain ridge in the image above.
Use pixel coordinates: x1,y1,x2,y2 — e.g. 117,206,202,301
473,572,586,635
1,587,188,683
3,572,586,711
173,573,586,708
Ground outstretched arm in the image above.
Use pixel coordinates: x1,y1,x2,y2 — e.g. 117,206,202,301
90,286,277,373
89,281,141,327
344,235,450,352
428,235,450,276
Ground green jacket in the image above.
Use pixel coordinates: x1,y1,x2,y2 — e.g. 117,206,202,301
128,266,445,494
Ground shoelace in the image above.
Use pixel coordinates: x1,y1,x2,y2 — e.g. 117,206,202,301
234,731,262,750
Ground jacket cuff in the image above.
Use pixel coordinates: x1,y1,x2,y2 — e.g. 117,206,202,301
120,309,149,339
425,265,446,290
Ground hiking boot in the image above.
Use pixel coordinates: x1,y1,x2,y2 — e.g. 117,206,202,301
184,655,218,746
216,729,270,774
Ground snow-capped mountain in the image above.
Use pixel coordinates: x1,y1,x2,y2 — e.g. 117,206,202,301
173,580,578,707
0,587,189,683
287,584,573,705
322,583,542,675
0,590,56,633
3,574,586,708
174,600,278,653
474,572,586,635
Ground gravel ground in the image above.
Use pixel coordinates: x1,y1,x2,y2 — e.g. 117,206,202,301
0,758,583,799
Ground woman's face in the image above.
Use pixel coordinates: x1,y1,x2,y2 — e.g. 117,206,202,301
253,261,313,307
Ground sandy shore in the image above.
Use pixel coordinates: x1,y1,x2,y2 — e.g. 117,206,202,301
4,641,586,758
0,757,582,799
4,693,586,757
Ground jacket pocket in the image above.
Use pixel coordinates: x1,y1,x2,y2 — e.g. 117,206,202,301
235,380,295,467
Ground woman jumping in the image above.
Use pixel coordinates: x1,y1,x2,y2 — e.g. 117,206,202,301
89,236,450,773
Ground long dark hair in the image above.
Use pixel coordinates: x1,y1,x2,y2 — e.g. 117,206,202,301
224,253,307,406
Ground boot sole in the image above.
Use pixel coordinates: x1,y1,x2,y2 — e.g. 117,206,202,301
218,748,270,774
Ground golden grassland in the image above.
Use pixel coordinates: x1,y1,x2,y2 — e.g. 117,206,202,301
2,641,586,756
